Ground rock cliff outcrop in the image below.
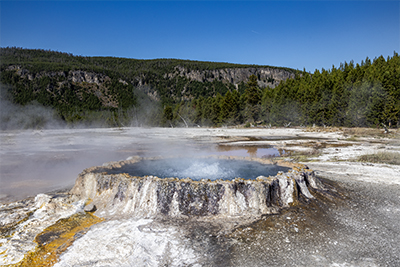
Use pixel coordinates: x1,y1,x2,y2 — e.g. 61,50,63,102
7,65,111,84
172,66,294,89
5,63,295,105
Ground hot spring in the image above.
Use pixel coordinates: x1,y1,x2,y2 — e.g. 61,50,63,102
71,156,325,219
104,157,290,181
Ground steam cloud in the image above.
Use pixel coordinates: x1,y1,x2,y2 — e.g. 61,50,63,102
0,84,66,130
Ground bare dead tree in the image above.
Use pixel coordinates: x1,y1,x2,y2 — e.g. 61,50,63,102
177,113,188,128
381,123,389,134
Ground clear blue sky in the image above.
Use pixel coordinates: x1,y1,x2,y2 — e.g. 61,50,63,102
1,1,399,72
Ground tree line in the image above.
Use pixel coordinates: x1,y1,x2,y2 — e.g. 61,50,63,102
0,47,398,128
165,53,400,128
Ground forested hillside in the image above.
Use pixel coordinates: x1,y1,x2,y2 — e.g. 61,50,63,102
259,54,400,128
0,47,399,129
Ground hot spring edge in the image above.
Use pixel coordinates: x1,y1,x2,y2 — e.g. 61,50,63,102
70,156,326,219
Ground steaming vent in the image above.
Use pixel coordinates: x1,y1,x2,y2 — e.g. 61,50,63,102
105,158,290,181
70,156,326,220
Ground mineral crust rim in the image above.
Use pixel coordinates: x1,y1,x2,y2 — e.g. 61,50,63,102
70,155,326,220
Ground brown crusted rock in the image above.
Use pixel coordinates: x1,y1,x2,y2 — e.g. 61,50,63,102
84,203,97,212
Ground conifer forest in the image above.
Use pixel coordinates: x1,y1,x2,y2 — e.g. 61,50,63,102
1,47,399,129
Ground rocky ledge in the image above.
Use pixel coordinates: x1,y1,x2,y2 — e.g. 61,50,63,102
70,156,327,220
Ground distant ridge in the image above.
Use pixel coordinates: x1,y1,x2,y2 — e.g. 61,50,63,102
1,47,398,129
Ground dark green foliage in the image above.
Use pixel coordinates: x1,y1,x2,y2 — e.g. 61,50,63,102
162,105,173,126
243,75,262,122
260,53,400,128
245,75,261,106
1,47,398,128
220,91,240,124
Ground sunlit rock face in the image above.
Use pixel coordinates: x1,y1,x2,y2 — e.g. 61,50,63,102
70,156,326,220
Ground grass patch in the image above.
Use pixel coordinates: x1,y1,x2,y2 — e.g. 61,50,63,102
304,126,342,133
344,136,359,142
288,148,322,162
343,128,382,136
342,128,399,139
356,151,400,165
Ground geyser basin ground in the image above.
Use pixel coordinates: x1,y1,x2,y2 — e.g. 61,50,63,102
103,157,290,181
71,156,325,219
2,127,399,266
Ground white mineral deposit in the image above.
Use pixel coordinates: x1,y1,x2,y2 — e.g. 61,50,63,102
1,127,399,266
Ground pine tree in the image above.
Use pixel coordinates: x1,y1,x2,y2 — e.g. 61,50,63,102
243,75,262,122
245,75,261,106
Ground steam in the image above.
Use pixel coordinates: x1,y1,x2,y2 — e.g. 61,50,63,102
0,126,284,202
175,160,233,179
0,128,208,202
0,129,124,202
0,84,66,130
110,158,289,181
347,80,387,127
0,82,164,130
